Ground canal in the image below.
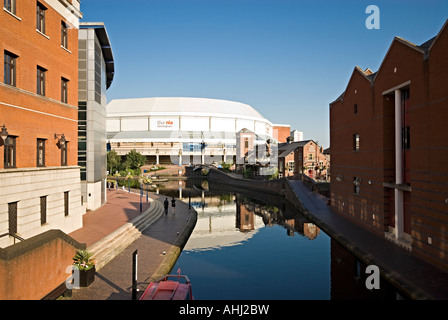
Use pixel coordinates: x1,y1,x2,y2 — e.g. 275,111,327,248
158,179,408,300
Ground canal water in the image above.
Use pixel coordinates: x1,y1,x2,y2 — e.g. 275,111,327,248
159,179,407,300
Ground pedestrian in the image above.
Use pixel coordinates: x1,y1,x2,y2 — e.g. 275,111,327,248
164,198,169,215
171,197,176,214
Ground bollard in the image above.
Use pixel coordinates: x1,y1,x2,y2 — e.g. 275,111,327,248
132,250,138,300
140,184,143,212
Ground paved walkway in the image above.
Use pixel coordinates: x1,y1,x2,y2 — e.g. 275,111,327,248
66,188,196,300
69,189,152,248
288,180,448,300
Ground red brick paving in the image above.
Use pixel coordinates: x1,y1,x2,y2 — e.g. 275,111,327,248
69,189,152,248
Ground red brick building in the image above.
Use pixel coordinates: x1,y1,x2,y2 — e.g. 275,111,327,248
278,140,329,180
273,124,291,143
330,20,448,271
0,0,84,247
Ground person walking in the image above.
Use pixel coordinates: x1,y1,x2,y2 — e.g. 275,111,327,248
171,197,176,214
164,198,169,215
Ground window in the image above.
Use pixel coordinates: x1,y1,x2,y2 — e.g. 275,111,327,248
308,153,315,160
401,89,410,150
353,177,360,194
4,136,16,168
4,0,15,14
353,133,360,151
8,202,18,234
244,138,249,149
354,104,358,114
37,66,46,95
61,21,68,48
40,196,47,225
36,2,46,34
64,191,69,216
402,126,410,150
4,51,17,86
61,78,68,103
61,141,68,166
288,161,294,173
37,139,45,167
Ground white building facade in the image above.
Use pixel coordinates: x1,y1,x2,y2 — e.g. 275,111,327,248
106,97,277,166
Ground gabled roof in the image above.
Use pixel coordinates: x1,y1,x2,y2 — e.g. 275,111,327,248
277,140,312,158
371,34,433,82
330,66,375,106
426,18,448,54
330,18,448,107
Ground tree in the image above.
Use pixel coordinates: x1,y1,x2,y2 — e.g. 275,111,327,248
125,149,146,170
107,150,121,174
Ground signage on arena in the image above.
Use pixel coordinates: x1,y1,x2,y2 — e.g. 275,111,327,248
157,120,174,128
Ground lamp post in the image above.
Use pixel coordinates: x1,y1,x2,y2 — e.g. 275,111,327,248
146,180,149,202
189,191,191,211
139,180,143,212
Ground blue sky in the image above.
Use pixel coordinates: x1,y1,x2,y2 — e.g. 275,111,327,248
81,0,448,148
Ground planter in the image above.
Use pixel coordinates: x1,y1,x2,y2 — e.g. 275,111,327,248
78,266,96,287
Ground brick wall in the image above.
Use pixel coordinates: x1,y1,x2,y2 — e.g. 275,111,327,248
0,230,85,300
273,125,291,143
330,20,448,271
0,1,79,169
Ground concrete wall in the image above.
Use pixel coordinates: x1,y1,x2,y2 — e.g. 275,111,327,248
0,166,83,248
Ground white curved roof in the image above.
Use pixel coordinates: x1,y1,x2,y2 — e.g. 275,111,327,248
106,97,268,121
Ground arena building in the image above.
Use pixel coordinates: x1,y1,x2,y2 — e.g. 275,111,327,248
106,97,284,166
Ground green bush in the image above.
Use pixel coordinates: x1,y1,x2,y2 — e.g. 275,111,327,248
243,168,253,179
220,162,232,172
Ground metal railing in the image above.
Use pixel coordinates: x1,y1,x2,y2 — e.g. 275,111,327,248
0,233,25,244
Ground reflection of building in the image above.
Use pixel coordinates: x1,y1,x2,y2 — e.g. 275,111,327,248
0,1,83,247
330,239,406,299
107,97,280,165
239,197,320,240
78,22,115,211
278,140,329,179
236,195,255,232
330,20,448,271
183,194,264,252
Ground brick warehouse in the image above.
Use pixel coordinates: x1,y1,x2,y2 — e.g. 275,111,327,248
330,19,448,271
0,1,84,247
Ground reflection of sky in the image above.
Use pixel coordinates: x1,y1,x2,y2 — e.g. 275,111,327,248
174,224,331,300
174,194,331,300
184,208,265,252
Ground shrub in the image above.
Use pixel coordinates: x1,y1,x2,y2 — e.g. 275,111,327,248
73,250,95,271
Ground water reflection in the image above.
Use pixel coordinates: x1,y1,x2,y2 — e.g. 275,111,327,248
160,179,408,300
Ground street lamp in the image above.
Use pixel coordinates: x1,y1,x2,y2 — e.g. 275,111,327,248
54,133,66,148
0,124,9,143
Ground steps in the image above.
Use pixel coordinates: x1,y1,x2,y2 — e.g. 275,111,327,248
88,198,164,271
